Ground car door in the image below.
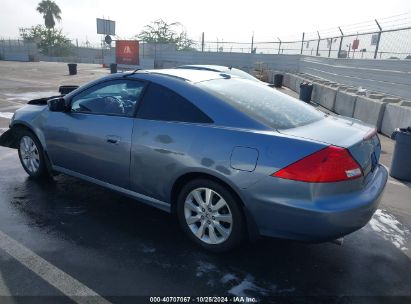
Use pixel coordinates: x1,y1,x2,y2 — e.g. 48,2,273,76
45,79,146,189
130,82,214,201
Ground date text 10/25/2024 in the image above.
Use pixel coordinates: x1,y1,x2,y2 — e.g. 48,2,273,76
149,297,258,303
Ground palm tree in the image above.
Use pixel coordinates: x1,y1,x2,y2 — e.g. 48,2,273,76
36,0,61,29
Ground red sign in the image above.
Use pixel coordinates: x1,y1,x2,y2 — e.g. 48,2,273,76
116,40,139,65
352,39,360,50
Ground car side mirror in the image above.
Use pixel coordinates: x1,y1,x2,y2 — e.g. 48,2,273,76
48,97,67,112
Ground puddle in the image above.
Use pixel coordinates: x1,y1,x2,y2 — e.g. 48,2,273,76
3,91,57,102
196,261,217,277
227,275,269,297
195,261,295,298
60,205,88,215
0,112,14,119
141,245,156,253
369,209,410,251
221,273,238,284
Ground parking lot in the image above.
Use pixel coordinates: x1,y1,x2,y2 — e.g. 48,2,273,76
0,61,411,303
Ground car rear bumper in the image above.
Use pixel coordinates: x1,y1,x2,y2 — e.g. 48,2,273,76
242,164,388,242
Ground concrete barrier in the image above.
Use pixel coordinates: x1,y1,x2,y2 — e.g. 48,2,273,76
265,70,274,83
400,100,411,107
335,90,357,117
283,73,291,88
345,88,358,94
381,103,411,136
337,85,350,91
368,93,385,100
294,75,305,94
317,86,337,111
382,97,402,104
312,82,323,103
288,74,297,91
353,96,385,130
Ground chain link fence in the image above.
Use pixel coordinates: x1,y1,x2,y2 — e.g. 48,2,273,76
191,26,411,60
2,17,411,61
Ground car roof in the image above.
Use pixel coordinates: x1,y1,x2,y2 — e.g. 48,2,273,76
131,68,235,83
176,65,229,72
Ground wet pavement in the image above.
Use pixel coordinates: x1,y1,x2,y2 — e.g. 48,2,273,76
0,62,411,303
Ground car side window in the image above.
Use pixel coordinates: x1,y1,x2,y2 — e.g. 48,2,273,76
136,83,213,123
71,80,145,116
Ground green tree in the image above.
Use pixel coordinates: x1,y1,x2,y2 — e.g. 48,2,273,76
137,19,195,51
36,0,62,29
176,30,196,51
20,25,73,56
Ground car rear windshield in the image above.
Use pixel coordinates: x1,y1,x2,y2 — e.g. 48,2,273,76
197,78,325,129
226,68,260,82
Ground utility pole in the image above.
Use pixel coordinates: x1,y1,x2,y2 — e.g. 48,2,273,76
374,19,382,59
251,32,254,54
201,32,204,52
316,31,321,56
328,37,332,57
300,32,305,54
338,27,344,58
277,37,281,55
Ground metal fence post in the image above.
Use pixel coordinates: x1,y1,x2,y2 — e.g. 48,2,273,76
316,31,321,56
328,37,332,57
338,27,344,58
277,37,281,55
76,38,79,61
201,32,204,52
142,42,145,58
300,32,305,54
374,19,382,59
251,33,254,54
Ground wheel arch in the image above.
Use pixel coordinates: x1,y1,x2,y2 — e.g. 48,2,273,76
170,171,259,240
11,122,48,149
3,123,34,149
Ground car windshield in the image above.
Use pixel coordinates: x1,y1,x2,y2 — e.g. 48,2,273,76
198,78,325,129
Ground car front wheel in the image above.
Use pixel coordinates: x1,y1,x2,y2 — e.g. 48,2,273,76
177,179,244,252
18,130,48,178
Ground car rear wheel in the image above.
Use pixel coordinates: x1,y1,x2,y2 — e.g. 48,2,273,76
18,130,49,178
177,179,244,252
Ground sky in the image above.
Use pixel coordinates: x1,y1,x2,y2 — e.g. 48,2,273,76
1,0,411,45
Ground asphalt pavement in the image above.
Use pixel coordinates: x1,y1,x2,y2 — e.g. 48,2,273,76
0,62,410,304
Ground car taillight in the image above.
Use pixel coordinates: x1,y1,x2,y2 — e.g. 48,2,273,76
272,145,363,183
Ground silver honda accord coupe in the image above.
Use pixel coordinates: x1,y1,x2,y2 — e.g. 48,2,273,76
0,68,388,251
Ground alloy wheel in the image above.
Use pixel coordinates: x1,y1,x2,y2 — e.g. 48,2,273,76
184,187,233,245
19,136,40,174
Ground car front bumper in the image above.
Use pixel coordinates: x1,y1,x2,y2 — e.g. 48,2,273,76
0,128,18,149
242,164,388,242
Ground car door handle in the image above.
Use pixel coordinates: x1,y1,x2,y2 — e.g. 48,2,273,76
106,135,121,144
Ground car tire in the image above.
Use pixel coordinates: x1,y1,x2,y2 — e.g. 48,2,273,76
177,178,244,252
17,129,49,179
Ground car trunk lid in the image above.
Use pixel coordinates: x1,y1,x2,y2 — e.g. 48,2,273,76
279,115,381,178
